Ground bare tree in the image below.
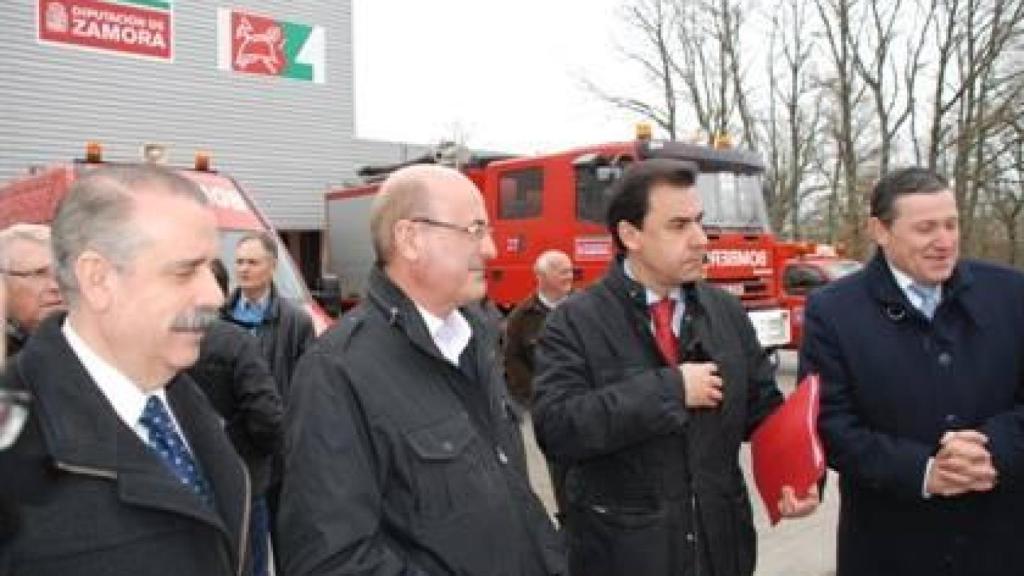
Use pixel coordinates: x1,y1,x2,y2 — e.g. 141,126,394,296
765,0,825,237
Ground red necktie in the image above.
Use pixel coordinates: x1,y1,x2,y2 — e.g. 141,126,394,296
651,298,679,365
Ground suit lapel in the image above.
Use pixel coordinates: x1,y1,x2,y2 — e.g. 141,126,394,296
166,376,249,571
23,316,246,573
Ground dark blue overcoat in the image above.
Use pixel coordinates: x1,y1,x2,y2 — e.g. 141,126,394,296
800,253,1024,576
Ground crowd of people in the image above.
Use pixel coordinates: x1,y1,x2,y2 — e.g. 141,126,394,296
1,159,1022,576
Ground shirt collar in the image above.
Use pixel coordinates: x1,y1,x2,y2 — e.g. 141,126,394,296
887,259,942,305
623,258,683,305
536,291,567,310
61,318,171,443
414,304,472,365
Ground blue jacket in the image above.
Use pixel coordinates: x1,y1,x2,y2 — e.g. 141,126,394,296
800,253,1024,576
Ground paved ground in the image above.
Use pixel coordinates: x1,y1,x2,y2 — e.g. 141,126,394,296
520,350,839,576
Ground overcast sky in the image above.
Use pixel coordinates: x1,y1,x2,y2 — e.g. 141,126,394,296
352,0,646,154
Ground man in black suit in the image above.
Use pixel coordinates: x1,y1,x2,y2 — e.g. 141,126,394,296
0,165,250,576
801,167,1024,576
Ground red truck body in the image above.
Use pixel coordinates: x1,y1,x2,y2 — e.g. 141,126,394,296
0,149,330,334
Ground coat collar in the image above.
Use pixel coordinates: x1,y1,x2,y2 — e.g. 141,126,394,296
864,251,983,326
603,255,706,317
225,284,281,324
14,313,248,571
364,266,500,380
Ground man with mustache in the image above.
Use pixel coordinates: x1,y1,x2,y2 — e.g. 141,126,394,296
0,165,251,576
0,224,64,358
532,159,817,576
800,167,1024,576
278,164,566,576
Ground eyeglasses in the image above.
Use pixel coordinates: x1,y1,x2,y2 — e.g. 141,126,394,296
410,217,493,241
1,265,53,281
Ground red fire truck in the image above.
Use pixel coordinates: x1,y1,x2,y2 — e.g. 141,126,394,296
325,130,807,350
0,143,331,334
775,242,862,348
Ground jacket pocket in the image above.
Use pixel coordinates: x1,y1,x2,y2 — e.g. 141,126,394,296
404,413,491,521
568,502,674,576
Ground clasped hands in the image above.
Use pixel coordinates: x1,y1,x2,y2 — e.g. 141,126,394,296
926,429,998,497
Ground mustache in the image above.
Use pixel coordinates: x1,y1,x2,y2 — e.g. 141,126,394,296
169,307,220,333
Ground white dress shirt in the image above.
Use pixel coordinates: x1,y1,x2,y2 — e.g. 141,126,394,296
416,305,472,366
62,319,189,448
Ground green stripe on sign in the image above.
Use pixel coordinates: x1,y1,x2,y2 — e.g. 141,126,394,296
281,22,314,81
111,0,173,10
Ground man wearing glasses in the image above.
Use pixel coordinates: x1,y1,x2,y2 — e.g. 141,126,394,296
0,224,64,358
278,164,566,576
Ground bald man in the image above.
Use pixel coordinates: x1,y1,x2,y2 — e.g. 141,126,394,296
504,250,574,408
278,165,566,576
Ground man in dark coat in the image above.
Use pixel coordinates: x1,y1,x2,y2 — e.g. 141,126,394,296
225,230,314,572
504,249,574,409
533,159,817,576
278,164,566,576
0,165,250,576
800,166,1024,576
225,230,314,402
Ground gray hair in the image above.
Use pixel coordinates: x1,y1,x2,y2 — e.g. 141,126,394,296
52,164,208,304
369,167,432,263
0,223,51,272
237,230,278,260
534,249,571,275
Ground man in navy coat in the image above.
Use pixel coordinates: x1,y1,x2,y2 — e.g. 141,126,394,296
800,167,1024,576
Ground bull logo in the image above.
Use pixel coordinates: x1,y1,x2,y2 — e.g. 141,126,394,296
234,17,285,74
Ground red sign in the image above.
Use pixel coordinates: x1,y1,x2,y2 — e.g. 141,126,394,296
37,0,173,61
574,236,613,261
230,11,286,76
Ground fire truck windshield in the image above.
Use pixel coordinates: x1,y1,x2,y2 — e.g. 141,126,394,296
217,230,309,304
574,162,769,232
696,172,770,232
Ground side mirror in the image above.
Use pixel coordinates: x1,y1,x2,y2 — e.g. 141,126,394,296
312,274,342,318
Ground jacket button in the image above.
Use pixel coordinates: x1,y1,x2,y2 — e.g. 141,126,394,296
685,533,695,542
441,441,454,452
937,352,952,367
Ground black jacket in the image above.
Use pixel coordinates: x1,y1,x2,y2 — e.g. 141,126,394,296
277,266,566,576
800,254,1024,576
223,284,315,403
533,260,782,576
187,319,284,494
0,314,250,576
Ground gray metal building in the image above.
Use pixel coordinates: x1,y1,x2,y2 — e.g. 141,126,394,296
0,0,415,241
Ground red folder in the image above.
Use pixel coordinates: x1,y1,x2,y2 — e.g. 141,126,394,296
750,373,825,525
